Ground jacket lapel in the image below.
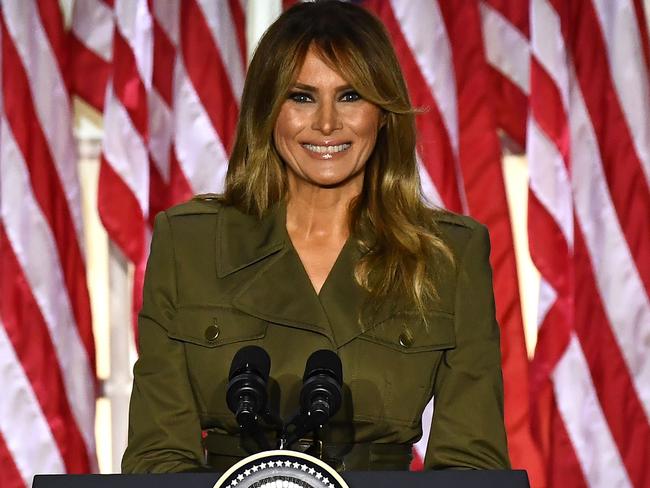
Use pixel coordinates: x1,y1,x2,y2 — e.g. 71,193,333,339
216,202,333,342
317,238,395,348
216,201,394,348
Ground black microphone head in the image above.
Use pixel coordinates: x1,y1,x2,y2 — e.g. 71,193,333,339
229,345,271,381
303,349,342,384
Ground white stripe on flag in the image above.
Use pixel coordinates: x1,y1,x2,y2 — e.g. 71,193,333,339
115,0,153,91
417,155,444,209
527,118,573,246
173,59,229,194
102,84,151,213
413,397,434,460
569,70,650,420
0,118,96,454
536,278,557,330
149,88,172,182
0,322,65,486
71,0,114,62
389,0,459,158
590,0,650,184
196,0,245,100
479,1,530,94
530,0,569,109
553,337,632,488
153,0,180,47
3,0,85,250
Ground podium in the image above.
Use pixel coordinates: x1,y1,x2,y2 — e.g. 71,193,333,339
33,471,530,488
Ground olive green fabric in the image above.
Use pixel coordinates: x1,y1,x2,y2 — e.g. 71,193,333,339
121,197,510,473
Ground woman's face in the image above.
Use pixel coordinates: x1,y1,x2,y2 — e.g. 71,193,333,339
273,48,382,190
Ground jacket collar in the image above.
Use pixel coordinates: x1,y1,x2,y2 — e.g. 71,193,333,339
215,201,394,348
216,202,287,278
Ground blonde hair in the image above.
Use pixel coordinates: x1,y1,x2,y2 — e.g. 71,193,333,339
223,0,453,321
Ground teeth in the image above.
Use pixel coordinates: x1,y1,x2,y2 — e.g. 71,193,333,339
303,143,351,154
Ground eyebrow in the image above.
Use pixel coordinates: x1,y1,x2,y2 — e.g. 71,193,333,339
292,82,354,92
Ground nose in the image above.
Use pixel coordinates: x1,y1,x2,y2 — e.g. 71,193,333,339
312,99,341,135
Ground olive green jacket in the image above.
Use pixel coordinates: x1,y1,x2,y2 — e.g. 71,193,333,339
121,197,510,473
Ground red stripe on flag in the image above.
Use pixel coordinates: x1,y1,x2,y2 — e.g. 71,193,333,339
530,303,573,402
526,192,574,394
488,67,527,147
529,59,569,161
482,0,530,38
112,30,149,139
1,17,95,373
35,0,68,85
148,157,169,228
98,157,147,265
364,1,463,213
152,17,175,105
228,0,247,69
409,447,423,471
169,150,194,206
182,0,239,152
0,225,91,473
530,374,589,487
69,35,110,111
0,432,24,488
527,192,572,301
436,2,543,482
574,226,650,488
548,400,589,488
632,0,650,77
567,0,650,297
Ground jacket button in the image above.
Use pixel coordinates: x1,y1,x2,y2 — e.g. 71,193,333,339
205,324,220,342
399,330,414,348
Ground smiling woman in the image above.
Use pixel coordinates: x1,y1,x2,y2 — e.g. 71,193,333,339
273,49,384,293
274,49,381,191
122,0,510,474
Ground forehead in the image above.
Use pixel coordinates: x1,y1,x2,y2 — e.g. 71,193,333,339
294,48,349,88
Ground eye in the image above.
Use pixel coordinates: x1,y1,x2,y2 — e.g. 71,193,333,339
288,91,313,103
340,90,361,102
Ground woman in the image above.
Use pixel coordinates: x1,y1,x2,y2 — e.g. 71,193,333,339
122,0,510,473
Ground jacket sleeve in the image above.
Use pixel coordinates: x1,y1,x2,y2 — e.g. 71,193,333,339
424,223,511,469
121,212,206,473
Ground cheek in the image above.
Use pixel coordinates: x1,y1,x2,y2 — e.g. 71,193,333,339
347,106,381,140
273,112,293,160
274,106,306,140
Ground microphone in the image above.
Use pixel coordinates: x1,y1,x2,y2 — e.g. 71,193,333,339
281,350,342,448
226,346,270,429
300,349,343,426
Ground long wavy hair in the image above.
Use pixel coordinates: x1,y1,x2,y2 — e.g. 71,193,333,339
222,0,453,322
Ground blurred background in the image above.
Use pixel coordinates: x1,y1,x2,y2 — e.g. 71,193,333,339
0,1,648,487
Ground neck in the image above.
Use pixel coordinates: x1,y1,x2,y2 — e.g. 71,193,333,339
285,177,362,241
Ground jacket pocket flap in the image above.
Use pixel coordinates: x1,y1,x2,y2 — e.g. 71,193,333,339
167,306,267,348
359,311,455,353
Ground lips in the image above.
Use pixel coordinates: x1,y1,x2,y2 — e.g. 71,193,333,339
302,142,352,155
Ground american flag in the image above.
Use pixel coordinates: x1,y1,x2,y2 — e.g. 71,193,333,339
527,0,650,487
1,1,648,487
1,0,97,485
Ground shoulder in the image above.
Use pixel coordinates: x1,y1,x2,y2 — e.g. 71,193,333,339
164,194,223,219
433,210,489,260
151,195,224,248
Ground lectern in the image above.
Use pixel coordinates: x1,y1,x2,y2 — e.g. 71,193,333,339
34,470,529,488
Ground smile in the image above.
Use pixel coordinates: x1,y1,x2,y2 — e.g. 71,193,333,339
302,143,351,155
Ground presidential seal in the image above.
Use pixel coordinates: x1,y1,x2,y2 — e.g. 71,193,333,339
214,450,349,488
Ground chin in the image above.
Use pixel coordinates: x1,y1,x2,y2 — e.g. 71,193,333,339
305,172,359,189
